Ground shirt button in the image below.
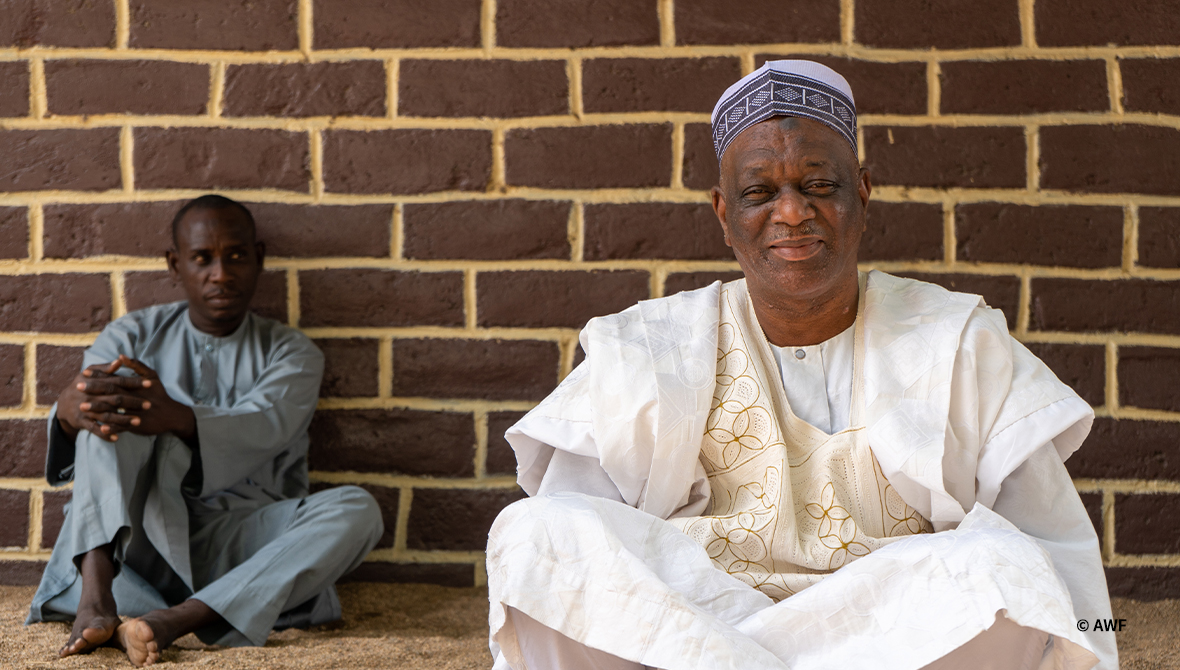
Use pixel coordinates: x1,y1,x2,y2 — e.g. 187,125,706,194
794,349,806,360
204,343,214,352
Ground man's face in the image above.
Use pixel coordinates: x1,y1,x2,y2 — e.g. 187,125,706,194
166,207,264,335
712,116,871,302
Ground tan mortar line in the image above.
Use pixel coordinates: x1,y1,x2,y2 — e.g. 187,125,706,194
652,266,669,299
312,471,519,490
1101,490,1116,563
1019,0,1037,48
463,269,478,329
490,127,507,190
392,487,412,551
567,58,584,118
1105,342,1119,411
286,269,300,327
0,407,51,421
1095,407,1180,423
385,59,399,118
378,336,393,398
391,204,404,260
1025,125,1040,192
569,203,585,262
1067,479,1180,495
209,62,226,117
21,343,36,410
474,560,488,588
1122,204,1139,272
1107,554,1180,569
840,0,855,45
473,409,489,479
110,271,127,318
0,478,62,490
1107,57,1125,115
739,52,755,76
557,336,577,380
1015,271,1032,335
28,203,43,262
926,60,940,117
28,487,43,552
658,0,675,48
309,129,324,202
481,0,497,52
298,0,313,58
119,126,135,192
367,549,485,564
941,201,955,265
671,122,685,189
28,58,46,119
0,333,97,347
317,397,536,414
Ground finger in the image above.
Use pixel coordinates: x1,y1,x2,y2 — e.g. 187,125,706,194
76,416,117,442
85,411,140,428
118,356,159,380
82,360,122,378
78,377,150,395
80,395,150,414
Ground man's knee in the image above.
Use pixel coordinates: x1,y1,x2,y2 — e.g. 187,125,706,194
303,485,384,544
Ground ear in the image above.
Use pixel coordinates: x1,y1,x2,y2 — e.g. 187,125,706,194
857,167,872,231
165,248,180,279
711,185,733,247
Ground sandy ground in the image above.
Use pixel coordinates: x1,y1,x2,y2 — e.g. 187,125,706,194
1,585,1176,668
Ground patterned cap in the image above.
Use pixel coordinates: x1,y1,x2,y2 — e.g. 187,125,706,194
710,60,857,163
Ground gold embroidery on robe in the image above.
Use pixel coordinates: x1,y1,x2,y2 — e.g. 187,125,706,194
668,281,932,601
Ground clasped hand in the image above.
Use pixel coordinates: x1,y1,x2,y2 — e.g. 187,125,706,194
57,355,196,443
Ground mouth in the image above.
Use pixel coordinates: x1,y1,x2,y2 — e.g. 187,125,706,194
769,237,824,261
204,293,242,308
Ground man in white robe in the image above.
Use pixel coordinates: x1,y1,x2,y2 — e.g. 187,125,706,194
486,61,1116,670
27,195,383,666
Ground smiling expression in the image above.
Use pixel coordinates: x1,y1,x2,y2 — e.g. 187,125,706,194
166,206,265,336
712,116,871,304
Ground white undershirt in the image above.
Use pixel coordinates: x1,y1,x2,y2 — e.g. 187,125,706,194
768,322,855,434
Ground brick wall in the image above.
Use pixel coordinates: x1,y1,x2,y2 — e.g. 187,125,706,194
0,0,1178,598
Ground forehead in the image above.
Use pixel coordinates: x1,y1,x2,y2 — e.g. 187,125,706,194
176,207,254,248
721,116,857,176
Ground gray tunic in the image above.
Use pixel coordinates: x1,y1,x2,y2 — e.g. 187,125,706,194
28,302,383,646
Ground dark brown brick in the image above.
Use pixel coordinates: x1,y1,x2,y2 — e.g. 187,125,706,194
0,560,44,586
1138,208,1180,269
253,203,392,258
36,345,84,407
1067,419,1180,481
129,0,298,51
582,58,741,113
584,203,730,261
43,201,176,259
677,0,838,44
478,270,649,328
392,339,559,402
1078,492,1102,539
861,201,943,262
400,60,568,118
1114,493,1180,554
683,123,720,190
308,409,475,477
1036,0,1180,47
1106,567,1180,600
1121,59,1180,115
1023,343,1105,407
496,0,658,48
754,56,927,116
857,0,1021,48
225,62,386,118
865,126,1025,189
900,273,1020,329
956,204,1123,268
0,61,29,117
0,420,45,478
46,60,209,116
1040,125,1180,196
299,269,463,328
1031,278,1180,334
0,0,114,47
940,60,1109,115
0,129,120,192
0,274,109,333
337,561,474,587
665,271,744,296
1119,347,1180,412
573,344,585,367
135,128,309,191
40,489,70,550
406,487,526,551
124,270,287,324
323,129,491,195
0,489,28,547
487,411,526,476
505,125,672,189
0,207,27,259
403,200,570,261
314,0,481,49
314,338,380,398
0,344,21,407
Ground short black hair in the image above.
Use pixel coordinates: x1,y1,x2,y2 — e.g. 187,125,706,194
170,195,256,247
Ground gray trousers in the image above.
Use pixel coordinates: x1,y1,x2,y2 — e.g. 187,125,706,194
27,429,383,646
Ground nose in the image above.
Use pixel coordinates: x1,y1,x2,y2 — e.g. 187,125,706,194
770,188,814,227
208,257,228,283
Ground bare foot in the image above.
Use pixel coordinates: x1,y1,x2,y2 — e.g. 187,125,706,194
116,616,168,667
59,603,120,657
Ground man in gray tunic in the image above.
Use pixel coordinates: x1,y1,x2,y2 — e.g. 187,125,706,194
27,195,383,666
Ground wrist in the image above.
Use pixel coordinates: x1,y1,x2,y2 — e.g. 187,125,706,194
56,413,80,439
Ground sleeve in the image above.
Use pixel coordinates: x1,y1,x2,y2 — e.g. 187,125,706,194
991,443,1118,669
43,317,142,485
190,331,323,496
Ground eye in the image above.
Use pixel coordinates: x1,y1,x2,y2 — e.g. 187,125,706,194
741,185,774,203
804,181,839,195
